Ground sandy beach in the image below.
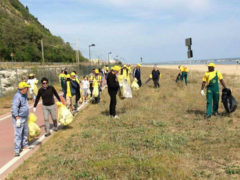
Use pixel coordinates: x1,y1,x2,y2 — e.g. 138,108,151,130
144,65,240,76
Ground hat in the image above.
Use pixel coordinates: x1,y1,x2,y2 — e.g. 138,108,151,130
123,65,127,67
29,73,34,77
112,65,121,71
95,69,99,74
18,82,30,89
66,74,71,79
208,63,215,67
106,67,109,70
70,72,76,76
137,64,141,67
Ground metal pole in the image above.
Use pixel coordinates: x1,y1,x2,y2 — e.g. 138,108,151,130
41,39,45,64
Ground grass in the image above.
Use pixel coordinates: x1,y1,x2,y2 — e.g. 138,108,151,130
6,67,240,179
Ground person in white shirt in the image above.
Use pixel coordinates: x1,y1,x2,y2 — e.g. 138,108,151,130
81,76,90,102
27,74,38,101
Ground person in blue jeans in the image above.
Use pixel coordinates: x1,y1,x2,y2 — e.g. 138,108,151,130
11,82,30,157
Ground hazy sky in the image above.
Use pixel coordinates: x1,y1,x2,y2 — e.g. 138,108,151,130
20,0,240,63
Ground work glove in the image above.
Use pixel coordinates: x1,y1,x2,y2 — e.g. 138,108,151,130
33,108,36,113
200,90,205,96
16,119,21,128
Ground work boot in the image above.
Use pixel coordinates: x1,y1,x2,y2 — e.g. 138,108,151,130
205,115,211,119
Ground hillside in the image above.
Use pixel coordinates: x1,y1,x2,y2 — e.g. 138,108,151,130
0,0,86,62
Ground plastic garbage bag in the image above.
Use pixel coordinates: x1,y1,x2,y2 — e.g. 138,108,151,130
33,84,38,96
28,113,41,141
131,78,139,90
118,75,124,87
222,88,238,113
56,102,73,126
122,79,132,98
93,84,99,98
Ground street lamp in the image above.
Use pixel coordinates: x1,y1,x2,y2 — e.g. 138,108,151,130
108,52,112,64
89,44,95,61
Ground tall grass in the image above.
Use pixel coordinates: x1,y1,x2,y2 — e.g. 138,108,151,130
6,67,240,179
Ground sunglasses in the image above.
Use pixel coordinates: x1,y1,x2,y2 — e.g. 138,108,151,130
42,82,48,84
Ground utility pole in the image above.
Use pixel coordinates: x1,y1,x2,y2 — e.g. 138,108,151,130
41,39,45,64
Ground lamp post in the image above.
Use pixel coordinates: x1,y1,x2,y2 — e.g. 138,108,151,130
89,44,95,61
108,52,112,65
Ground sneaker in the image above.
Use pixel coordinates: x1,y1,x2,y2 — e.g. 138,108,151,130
45,132,51,137
114,115,120,119
15,152,20,157
53,126,58,132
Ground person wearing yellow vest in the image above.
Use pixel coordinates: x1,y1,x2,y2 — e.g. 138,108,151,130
201,63,227,118
71,72,80,110
179,65,189,85
59,70,66,92
89,68,95,97
121,65,129,80
94,69,102,103
63,74,80,113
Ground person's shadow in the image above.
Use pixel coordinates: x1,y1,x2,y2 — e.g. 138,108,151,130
187,109,205,115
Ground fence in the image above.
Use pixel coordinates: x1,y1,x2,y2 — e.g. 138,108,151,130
0,64,103,97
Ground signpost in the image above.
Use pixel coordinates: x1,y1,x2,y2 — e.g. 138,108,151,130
185,38,193,80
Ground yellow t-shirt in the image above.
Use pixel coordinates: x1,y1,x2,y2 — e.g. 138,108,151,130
59,73,65,80
202,70,223,85
180,66,189,72
66,81,72,97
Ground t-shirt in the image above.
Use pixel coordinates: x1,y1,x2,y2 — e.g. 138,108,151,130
180,66,189,73
82,80,89,89
202,70,223,85
27,78,37,89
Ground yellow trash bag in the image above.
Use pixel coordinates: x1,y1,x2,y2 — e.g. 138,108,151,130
56,102,73,126
28,113,41,141
117,75,124,87
131,78,139,90
92,80,99,98
33,84,38,96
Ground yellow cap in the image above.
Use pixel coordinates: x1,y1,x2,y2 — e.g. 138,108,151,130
18,82,30,89
112,65,121,71
95,69,99,74
66,74,71,78
29,73,34,77
106,67,109,70
123,65,127,67
70,72,76,76
137,64,141,67
208,63,215,67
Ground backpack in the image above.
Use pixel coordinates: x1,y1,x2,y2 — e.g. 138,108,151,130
222,88,238,113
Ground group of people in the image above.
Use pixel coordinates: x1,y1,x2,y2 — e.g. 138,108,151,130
10,62,230,157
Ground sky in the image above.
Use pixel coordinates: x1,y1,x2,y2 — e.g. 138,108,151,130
20,0,240,63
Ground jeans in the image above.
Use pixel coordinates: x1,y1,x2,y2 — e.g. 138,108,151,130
12,116,28,153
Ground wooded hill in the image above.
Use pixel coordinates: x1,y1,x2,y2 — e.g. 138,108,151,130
0,0,86,62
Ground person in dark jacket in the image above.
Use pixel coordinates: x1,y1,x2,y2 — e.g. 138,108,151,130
34,77,61,136
133,64,142,87
63,74,80,113
107,66,120,119
152,66,160,88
